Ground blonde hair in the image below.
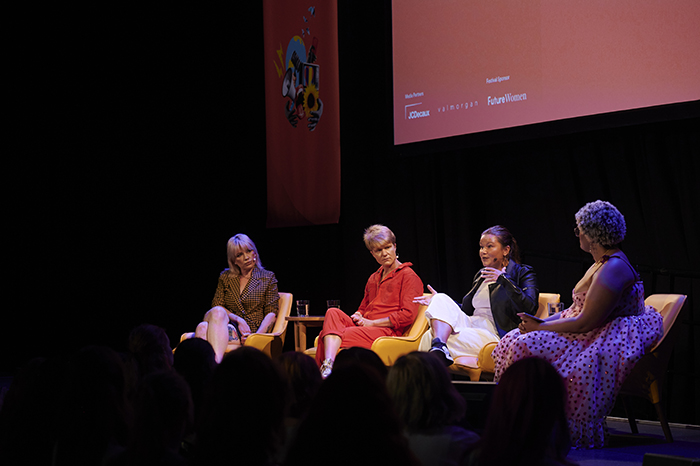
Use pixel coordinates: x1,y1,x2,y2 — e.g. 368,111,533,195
363,224,396,250
226,234,263,275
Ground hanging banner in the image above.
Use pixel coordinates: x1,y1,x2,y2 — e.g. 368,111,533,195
264,1,340,227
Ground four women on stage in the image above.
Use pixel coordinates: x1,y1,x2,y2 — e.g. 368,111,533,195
185,201,664,450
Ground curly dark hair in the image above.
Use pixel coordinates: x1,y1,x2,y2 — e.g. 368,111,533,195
575,200,626,248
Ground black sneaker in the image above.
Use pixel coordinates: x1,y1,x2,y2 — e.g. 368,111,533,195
429,338,454,366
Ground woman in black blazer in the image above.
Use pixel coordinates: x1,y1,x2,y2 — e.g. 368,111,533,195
414,226,538,366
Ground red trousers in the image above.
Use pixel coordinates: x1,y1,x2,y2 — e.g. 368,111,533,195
315,308,397,365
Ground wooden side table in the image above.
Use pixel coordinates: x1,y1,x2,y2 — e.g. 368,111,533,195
286,316,325,352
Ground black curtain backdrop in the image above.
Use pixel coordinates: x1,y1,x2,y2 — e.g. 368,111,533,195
5,4,699,425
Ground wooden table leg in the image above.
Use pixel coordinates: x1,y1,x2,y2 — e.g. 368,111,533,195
295,321,308,352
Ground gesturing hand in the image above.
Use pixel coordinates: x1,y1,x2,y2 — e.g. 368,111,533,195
413,284,438,306
480,267,505,284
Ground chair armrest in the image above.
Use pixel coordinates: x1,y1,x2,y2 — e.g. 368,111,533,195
371,335,422,366
244,333,280,357
245,332,274,346
478,341,498,373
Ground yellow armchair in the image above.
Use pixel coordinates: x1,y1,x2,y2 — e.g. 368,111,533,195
179,292,293,359
371,295,430,365
449,292,561,381
304,294,431,365
619,293,687,442
240,292,293,358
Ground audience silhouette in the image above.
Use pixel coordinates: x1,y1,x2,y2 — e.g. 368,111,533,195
0,325,576,466
173,338,216,421
124,324,175,402
0,356,71,466
284,358,420,466
106,370,193,466
466,357,574,466
275,351,323,463
53,345,132,466
193,345,289,466
387,351,479,466
332,346,388,380
276,351,322,421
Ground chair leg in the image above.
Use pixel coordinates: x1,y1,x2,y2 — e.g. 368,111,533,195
469,369,482,382
654,402,674,443
621,395,639,434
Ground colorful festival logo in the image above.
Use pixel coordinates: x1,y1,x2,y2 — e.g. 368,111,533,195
275,6,323,131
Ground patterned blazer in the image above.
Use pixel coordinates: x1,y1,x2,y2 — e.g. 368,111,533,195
211,267,279,332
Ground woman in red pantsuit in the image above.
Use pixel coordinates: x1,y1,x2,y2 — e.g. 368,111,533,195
317,224,424,378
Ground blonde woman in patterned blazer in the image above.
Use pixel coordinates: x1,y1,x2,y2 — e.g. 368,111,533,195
192,234,279,363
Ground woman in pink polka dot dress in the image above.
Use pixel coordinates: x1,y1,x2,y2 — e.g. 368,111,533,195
493,200,663,449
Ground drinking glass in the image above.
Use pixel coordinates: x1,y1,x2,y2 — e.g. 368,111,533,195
296,300,310,317
326,300,341,310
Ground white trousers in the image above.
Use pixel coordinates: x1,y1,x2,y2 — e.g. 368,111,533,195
418,293,499,358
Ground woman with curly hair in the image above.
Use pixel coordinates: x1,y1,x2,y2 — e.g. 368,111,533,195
493,200,663,449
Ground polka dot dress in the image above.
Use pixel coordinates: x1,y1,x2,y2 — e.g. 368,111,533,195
493,257,663,449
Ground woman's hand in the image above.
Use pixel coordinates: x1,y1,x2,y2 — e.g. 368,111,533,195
231,314,252,341
480,267,505,284
351,312,370,327
517,313,542,334
413,284,438,306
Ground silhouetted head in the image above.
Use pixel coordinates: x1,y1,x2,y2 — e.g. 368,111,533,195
333,346,388,380
387,351,466,432
195,347,289,466
277,351,322,419
478,357,571,466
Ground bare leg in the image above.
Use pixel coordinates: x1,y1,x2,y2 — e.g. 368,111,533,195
323,334,342,361
320,334,342,378
431,319,453,343
202,306,230,364
194,323,208,339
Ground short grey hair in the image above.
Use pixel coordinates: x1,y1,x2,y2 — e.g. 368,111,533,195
575,200,626,248
363,224,396,250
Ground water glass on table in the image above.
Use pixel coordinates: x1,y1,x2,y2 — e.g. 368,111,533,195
296,300,310,317
326,300,341,310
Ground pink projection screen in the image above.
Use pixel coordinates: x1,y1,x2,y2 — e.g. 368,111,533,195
392,0,700,146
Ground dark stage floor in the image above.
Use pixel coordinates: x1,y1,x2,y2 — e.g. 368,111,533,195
569,417,700,465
